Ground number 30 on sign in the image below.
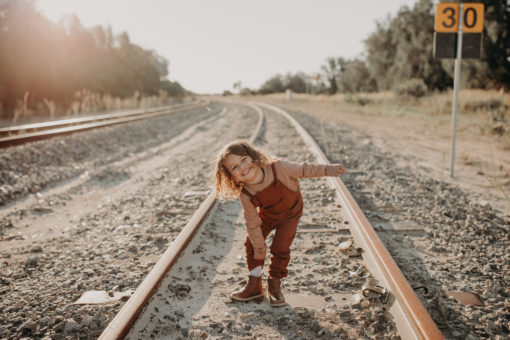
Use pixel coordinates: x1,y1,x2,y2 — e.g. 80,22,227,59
435,3,484,33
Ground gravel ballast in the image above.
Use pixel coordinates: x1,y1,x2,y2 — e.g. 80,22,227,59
0,103,257,339
0,101,508,339
126,105,400,339
287,108,509,339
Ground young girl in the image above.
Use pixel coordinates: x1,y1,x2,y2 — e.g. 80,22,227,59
214,140,346,307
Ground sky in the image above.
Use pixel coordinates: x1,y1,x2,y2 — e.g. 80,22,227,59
36,0,420,94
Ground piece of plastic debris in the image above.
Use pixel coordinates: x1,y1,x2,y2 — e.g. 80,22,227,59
338,240,353,251
446,291,485,306
73,290,133,305
349,266,365,277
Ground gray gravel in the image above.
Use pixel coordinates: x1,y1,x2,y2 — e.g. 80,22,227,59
0,103,257,339
127,105,400,340
288,108,510,339
0,103,215,206
0,100,508,339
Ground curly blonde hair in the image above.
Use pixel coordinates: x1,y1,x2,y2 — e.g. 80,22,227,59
214,140,274,200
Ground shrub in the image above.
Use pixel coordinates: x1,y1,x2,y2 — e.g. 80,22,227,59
463,97,507,113
488,106,507,135
394,78,428,99
344,93,373,106
478,103,508,136
239,88,254,96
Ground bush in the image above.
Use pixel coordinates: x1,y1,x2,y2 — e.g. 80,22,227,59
239,88,255,96
487,106,507,135
477,102,508,136
394,78,428,99
463,98,507,113
344,93,373,106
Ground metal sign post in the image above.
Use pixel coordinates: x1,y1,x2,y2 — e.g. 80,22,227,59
450,3,464,178
434,2,484,178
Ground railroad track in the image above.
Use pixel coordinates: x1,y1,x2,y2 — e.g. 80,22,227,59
0,101,205,148
97,101,444,340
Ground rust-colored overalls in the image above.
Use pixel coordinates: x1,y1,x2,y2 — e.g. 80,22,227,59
242,163,303,279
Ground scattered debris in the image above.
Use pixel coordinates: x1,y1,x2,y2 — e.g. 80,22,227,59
346,247,363,258
446,291,485,306
349,266,366,277
184,190,210,197
362,284,390,304
74,290,133,305
338,240,353,251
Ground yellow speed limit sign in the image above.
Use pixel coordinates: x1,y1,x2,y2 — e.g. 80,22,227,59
435,3,484,33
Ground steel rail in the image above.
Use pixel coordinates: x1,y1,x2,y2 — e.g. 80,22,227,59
0,103,195,136
98,103,264,340
256,102,443,340
0,102,205,148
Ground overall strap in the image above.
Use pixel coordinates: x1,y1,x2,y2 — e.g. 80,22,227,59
241,186,261,207
271,163,278,185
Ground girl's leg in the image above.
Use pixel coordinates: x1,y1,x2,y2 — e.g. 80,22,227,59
232,223,275,301
244,223,274,271
268,218,300,278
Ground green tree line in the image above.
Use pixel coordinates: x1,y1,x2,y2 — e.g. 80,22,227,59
249,0,509,95
0,0,187,120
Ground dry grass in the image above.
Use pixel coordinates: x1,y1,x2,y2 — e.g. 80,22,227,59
4,90,185,127
68,90,182,116
250,89,509,136
260,89,508,114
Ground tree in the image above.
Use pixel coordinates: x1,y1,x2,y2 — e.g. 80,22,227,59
284,72,307,93
364,15,397,91
258,75,285,94
160,80,186,98
365,0,452,91
233,81,242,93
0,0,58,117
337,59,376,93
482,0,510,88
320,57,347,94
0,0,177,119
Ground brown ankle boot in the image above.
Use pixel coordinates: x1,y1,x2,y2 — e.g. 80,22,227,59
231,276,264,301
268,277,286,307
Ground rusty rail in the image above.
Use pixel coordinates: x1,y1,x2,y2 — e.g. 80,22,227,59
256,102,443,340
98,103,264,340
0,102,205,148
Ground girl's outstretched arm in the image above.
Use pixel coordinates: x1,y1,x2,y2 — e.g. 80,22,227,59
277,159,346,179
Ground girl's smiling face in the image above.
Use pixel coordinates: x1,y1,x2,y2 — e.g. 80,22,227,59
224,153,262,185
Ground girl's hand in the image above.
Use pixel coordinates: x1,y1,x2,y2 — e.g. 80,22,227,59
253,245,267,260
336,165,347,176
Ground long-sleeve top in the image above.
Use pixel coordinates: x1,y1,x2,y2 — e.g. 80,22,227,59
239,159,343,250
